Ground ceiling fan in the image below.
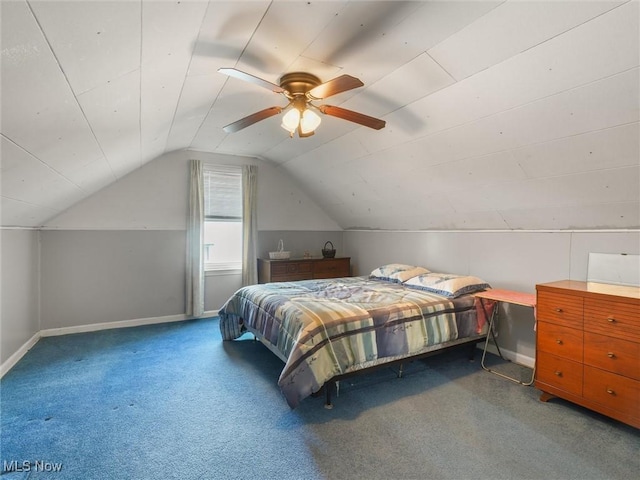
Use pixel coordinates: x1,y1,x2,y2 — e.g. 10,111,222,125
218,68,386,138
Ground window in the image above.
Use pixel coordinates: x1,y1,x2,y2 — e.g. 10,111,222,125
203,165,242,272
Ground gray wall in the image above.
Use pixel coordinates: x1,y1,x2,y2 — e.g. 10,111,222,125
1,229,40,365
33,150,343,333
344,230,640,364
37,229,345,329
40,230,186,329
43,150,342,232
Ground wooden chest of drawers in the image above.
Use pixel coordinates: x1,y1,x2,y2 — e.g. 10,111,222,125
535,280,640,428
257,257,350,283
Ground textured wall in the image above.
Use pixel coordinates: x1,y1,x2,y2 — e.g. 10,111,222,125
1,229,40,365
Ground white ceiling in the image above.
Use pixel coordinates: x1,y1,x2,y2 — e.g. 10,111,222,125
1,0,638,230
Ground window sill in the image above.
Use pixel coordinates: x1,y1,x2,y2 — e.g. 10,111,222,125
205,269,242,277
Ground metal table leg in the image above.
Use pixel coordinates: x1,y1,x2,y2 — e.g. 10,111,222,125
480,300,535,386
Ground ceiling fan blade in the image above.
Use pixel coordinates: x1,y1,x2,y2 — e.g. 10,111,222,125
218,68,285,94
307,75,364,100
318,105,386,130
223,106,283,133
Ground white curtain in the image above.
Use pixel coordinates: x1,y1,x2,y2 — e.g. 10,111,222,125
242,165,258,286
186,159,205,317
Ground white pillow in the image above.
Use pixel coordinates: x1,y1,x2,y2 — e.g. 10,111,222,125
404,272,490,298
370,264,430,283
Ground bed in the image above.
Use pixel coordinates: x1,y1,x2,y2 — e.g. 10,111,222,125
219,264,494,408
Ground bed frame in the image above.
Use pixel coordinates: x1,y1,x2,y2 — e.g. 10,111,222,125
220,275,494,409
249,327,487,409
322,337,484,408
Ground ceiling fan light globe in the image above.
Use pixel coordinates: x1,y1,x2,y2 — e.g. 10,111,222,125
300,109,321,134
281,122,296,134
282,108,301,131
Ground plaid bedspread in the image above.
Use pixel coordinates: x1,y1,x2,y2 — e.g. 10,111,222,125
218,276,485,408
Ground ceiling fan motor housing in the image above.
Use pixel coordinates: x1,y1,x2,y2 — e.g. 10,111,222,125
279,72,321,98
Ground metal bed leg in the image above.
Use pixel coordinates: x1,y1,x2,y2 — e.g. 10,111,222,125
324,381,336,409
467,342,479,361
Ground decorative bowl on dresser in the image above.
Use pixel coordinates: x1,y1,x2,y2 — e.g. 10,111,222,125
535,280,640,428
258,257,350,284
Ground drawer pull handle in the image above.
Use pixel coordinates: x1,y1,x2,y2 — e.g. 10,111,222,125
555,308,563,313
607,317,616,323
606,388,616,395
554,371,562,377
607,352,615,358
556,339,563,345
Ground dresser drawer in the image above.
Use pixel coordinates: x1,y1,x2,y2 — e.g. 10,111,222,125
584,332,640,380
584,298,640,342
537,291,583,329
271,261,313,277
584,365,640,417
313,258,350,279
537,321,583,362
536,351,583,397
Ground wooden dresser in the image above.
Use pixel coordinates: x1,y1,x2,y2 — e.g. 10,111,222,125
535,280,640,428
258,257,350,283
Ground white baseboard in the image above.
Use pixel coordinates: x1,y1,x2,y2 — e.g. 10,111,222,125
1,310,219,378
479,342,535,368
0,331,41,378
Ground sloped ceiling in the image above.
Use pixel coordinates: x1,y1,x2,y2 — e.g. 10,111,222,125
1,0,638,230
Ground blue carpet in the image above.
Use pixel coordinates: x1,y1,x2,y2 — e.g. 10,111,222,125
1,317,639,479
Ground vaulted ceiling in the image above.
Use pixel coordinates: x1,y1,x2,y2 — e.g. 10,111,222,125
1,0,638,230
